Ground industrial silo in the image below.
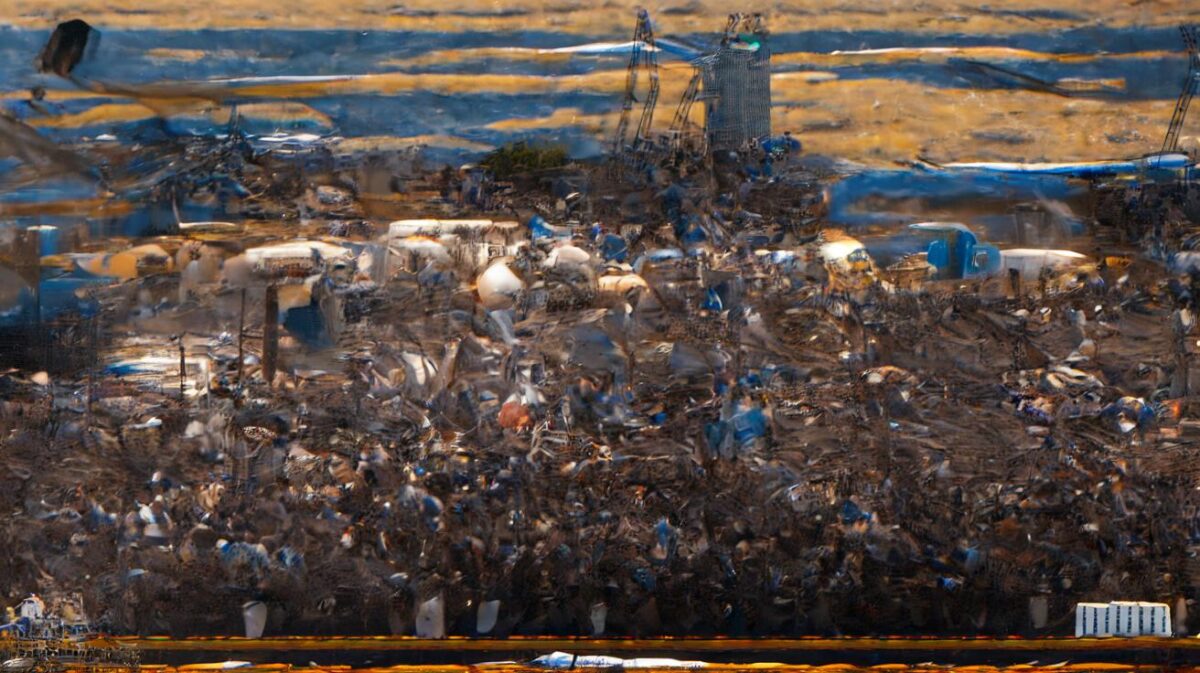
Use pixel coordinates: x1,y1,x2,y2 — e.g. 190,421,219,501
702,19,771,152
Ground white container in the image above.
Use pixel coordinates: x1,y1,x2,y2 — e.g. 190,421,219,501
1029,596,1049,630
1076,602,1112,637
1075,601,1171,637
1112,601,1136,636
1138,601,1172,636
415,595,446,639
476,599,500,635
241,600,267,638
589,602,608,636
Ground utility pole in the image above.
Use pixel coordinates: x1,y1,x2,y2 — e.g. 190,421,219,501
178,333,186,400
237,288,246,384
262,285,279,386
1172,308,1193,399
86,312,97,428
14,228,42,369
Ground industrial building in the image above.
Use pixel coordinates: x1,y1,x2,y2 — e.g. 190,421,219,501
612,12,773,169
700,14,772,153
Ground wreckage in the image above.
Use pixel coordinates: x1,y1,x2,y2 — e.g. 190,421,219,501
0,597,139,673
1,11,1200,642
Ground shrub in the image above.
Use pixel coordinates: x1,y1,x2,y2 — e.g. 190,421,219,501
480,141,568,179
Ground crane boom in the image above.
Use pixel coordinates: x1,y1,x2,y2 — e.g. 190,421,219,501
723,13,743,42
1162,25,1199,154
668,67,702,151
612,10,658,161
632,14,659,157
610,12,644,157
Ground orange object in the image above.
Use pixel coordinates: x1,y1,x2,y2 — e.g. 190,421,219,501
498,400,531,430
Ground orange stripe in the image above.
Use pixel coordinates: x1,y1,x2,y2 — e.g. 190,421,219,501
108,636,1195,652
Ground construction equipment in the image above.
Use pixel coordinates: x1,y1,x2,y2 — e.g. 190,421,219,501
721,13,766,45
667,67,704,156
1162,25,1199,155
609,10,772,170
611,10,659,166
722,13,743,41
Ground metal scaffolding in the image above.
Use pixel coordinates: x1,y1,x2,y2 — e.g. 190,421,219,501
1162,24,1198,155
611,9,659,167
701,13,771,153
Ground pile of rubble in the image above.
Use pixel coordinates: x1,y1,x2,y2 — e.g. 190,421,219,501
2,143,1200,639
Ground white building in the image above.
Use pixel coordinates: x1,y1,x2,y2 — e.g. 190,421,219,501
1076,601,1172,637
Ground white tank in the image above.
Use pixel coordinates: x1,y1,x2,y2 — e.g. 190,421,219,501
476,599,500,635
477,262,525,310
415,595,445,639
241,600,267,638
589,602,608,636
544,245,591,269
